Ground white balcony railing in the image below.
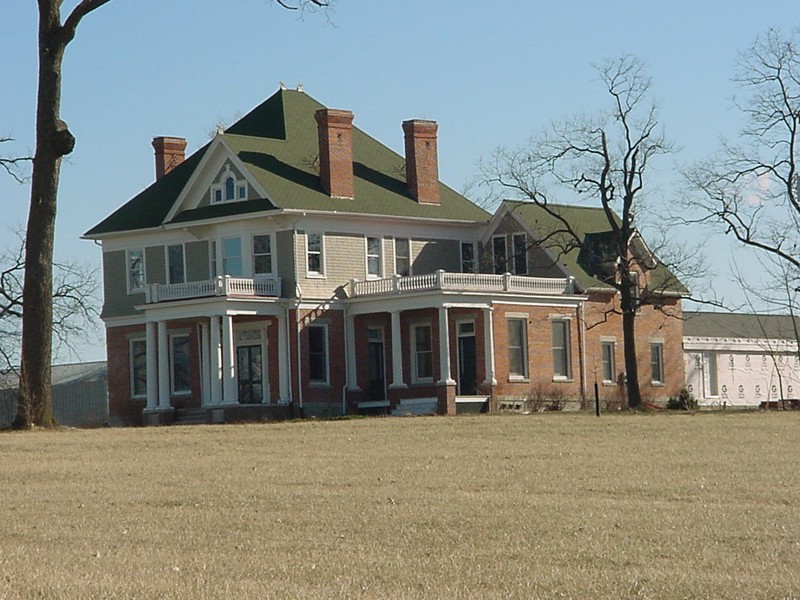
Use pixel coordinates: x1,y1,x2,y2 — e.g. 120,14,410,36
350,270,574,298
145,276,281,304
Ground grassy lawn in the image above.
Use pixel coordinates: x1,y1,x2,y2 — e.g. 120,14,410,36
1,412,799,599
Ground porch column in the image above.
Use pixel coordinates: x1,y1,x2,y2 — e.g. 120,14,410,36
277,313,291,402
157,320,171,410
221,314,237,404
438,306,456,385
199,321,210,406
483,307,497,386
209,315,222,405
345,313,360,391
145,321,158,409
389,310,406,388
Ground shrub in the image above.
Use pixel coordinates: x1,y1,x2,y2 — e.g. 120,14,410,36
667,387,697,410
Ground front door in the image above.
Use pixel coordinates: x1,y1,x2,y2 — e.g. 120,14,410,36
237,344,264,404
367,327,386,401
457,321,478,395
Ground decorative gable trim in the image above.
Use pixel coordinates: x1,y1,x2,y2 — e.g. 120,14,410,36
164,135,272,224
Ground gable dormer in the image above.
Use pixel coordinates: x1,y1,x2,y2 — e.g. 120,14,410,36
208,163,250,205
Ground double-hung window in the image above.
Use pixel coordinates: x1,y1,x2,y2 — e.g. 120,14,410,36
411,324,433,382
395,237,410,276
552,320,571,379
130,339,147,398
222,237,243,277
651,342,665,385
601,341,615,384
127,249,145,294
167,244,185,285
308,324,329,384
492,235,507,274
460,242,476,274
366,237,382,278
170,334,191,395
253,234,273,276
507,319,528,379
512,233,528,275
307,232,324,276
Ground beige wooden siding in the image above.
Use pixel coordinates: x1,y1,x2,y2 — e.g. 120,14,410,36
276,229,295,296
186,241,209,282
412,239,460,274
145,246,165,285
296,231,365,299
100,250,141,319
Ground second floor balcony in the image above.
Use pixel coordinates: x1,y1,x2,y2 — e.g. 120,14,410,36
350,270,575,298
145,276,282,304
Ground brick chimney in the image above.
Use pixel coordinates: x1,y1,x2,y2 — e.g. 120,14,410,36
403,119,439,205
152,136,187,180
315,108,354,199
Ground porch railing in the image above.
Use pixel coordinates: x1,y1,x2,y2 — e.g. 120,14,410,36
350,270,574,298
145,276,281,303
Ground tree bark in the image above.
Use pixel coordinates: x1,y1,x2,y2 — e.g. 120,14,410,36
14,2,68,428
620,284,642,409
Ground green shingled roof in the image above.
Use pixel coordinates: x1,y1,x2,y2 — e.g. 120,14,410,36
504,200,688,295
684,311,800,340
85,89,489,236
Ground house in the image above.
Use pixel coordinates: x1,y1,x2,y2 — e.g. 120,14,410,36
84,87,687,426
684,311,800,408
1,361,108,428
483,201,687,408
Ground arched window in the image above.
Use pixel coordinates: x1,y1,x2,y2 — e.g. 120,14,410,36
225,176,235,201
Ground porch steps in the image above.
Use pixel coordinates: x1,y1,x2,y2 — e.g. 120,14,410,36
392,398,437,416
175,408,208,425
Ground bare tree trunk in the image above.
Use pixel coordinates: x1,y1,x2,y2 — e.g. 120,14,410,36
620,279,642,409
14,3,70,428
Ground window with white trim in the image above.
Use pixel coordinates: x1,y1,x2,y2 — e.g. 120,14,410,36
366,236,382,278
601,341,615,384
222,237,243,277
253,234,273,276
130,339,147,398
507,318,528,379
127,249,145,294
512,233,528,275
306,232,324,276
167,244,185,285
395,237,410,276
170,334,191,395
492,235,507,274
650,342,665,385
460,241,476,274
210,165,247,204
308,324,329,384
411,324,433,382
552,320,571,379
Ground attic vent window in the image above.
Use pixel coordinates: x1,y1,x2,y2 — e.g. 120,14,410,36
211,164,247,204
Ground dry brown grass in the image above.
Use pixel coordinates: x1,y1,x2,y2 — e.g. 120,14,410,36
1,412,799,599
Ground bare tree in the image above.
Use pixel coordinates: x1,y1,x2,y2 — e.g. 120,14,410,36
0,137,32,184
482,56,677,408
1,230,98,373
15,0,330,428
683,28,800,314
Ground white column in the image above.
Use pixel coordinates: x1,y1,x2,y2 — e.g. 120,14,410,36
345,313,360,391
157,320,171,410
483,307,497,386
209,315,222,405
278,313,291,402
221,314,237,404
438,306,455,385
145,321,158,409
200,321,210,406
389,310,406,388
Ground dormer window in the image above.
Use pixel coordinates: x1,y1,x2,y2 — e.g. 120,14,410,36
211,164,247,204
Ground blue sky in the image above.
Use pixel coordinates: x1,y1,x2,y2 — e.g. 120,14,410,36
1,1,796,362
